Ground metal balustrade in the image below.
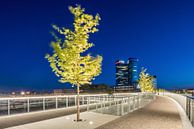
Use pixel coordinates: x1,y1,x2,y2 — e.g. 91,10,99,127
92,93,155,116
162,92,194,126
0,93,155,117
186,96,194,126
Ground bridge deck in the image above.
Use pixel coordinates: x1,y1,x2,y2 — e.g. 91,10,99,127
0,104,89,129
1,96,192,129
97,96,183,129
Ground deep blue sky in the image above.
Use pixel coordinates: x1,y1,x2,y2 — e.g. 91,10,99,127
0,0,194,91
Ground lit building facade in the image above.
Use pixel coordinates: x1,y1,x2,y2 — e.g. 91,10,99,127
128,58,139,88
115,60,129,86
115,58,139,91
152,75,157,89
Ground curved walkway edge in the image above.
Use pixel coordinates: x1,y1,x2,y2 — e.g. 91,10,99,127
96,96,183,129
166,96,194,129
0,103,101,129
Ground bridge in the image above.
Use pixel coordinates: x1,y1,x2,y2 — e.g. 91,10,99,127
0,93,193,129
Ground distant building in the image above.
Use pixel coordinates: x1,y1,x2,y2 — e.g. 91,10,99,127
128,58,139,88
176,88,194,96
115,60,129,86
64,89,76,94
53,89,64,95
115,58,139,91
152,75,157,89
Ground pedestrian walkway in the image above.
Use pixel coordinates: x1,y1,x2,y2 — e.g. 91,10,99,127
2,96,193,129
0,101,118,129
0,104,90,129
6,112,119,129
96,96,183,129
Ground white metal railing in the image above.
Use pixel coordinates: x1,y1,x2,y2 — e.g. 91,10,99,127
186,96,194,126
161,92,194,126
91,93,155,116
0,93,155,117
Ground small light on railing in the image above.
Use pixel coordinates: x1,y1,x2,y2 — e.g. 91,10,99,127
20,91,25,95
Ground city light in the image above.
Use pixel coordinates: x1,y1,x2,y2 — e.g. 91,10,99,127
20,91,25,95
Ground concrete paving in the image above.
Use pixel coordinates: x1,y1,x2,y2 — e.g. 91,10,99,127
5,112,119,129
96,96,183,129
0,103,101,129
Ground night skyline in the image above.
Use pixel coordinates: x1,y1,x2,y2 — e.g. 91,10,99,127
1,0,194,91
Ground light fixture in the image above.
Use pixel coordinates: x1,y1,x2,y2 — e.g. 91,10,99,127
20,91,25,95
89,121,94,125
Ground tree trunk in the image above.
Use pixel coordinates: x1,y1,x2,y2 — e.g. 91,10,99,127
76,84,80,121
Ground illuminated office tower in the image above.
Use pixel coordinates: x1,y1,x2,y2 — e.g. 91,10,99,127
115,60,129,86
128,58,139,90
152,75,157,89
115,58,139,91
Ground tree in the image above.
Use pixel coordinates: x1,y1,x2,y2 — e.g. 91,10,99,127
138,68,155,92
45,5,102,121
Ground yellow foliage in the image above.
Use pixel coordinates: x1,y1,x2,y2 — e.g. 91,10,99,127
45,5,102,87
138,68,155,92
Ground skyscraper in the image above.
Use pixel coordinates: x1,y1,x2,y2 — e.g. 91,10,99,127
128,58,139,89
115,60,128,86
152,75,157,89
115,58,139,91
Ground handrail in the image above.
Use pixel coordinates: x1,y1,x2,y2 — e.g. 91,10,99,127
0,93,138,100
186,95,194,100
0,93,153,117
162,92,194,126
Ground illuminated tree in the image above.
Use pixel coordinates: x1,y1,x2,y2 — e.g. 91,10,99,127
138,68,155,92
45,5,102,121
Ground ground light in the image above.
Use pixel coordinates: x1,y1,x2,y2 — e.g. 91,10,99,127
89,121,94,125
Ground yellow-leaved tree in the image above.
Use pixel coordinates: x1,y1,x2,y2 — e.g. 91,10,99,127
45,5,102,121
138,68,155,92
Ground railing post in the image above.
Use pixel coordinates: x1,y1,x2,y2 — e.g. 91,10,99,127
82,96,84,105
56,97,58,109
133,96,135,110
27,98,30,112
190,99,193,122
96,102,98,110
101,99,103,108
74,96,76,106
137,94,140,108
8,99,10,115
186,97,188,116
43,98,45,110
128,97,131,112
121,99,124,115
66,97,68,107
139,94,142,108
192,100,194,126
117,100,120,116
188,98,191,119
87,97,89,111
